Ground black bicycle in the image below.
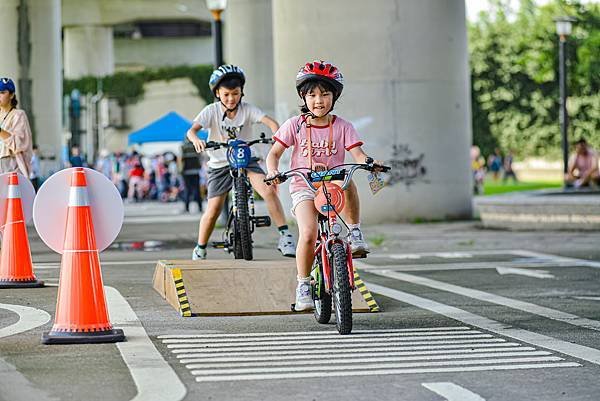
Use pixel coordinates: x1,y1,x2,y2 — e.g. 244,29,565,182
206,133,272,261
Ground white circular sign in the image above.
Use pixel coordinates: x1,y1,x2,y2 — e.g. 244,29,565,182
33,167,124,254
0,172,36,227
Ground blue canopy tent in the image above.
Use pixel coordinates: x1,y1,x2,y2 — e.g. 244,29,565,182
127,111,207,145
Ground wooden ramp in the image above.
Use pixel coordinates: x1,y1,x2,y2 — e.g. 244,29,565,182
152,259,380,316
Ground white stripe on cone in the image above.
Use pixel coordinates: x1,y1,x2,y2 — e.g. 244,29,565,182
68,187,89,207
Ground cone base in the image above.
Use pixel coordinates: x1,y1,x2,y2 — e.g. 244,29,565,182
0,279,44,288
41,328,125,344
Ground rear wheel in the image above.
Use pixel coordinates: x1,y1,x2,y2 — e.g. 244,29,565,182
331,242,352,334
235,176,253,261
312,253,331,324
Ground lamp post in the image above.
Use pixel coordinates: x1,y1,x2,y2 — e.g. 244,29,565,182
206,0,227,67
554,16,575,183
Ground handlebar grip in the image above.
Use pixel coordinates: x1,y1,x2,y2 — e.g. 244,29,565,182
365,156,374,165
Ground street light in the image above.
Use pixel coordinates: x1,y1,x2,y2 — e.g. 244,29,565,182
554,16,575,184
206,0,227,67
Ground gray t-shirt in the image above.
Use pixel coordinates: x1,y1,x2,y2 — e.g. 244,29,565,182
193,101,266,169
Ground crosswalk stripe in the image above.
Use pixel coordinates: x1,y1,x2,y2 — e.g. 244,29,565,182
190,356,566,376
169,338,507,353
174,342,523,359
193,362,580,382
178,346,535,363
157,326,471,339
185,351,552,369
165,333,492,348
161,329,479,343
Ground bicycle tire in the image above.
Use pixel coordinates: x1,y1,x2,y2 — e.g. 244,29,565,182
312,253,332,324
331,242,352,334
235,176,253,261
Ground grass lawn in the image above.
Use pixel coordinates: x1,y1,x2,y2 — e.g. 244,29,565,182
482,179,562,195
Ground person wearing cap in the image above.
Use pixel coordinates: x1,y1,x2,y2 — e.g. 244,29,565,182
186,64,297,260
0,78,33,177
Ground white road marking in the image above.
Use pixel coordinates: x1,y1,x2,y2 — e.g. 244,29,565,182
185,351,552,369
366,281,599,365
0,304,50,339
496,267,555,279
355,261,573,272
513,250,600,269
105,286,186,401
34,260,157,269
162,329,480,342
423,382,486,401
190,356,564,376
164,333,493,347
434,252,474,258
194,363,579,382
177,339,520,363
179,346,536,363
163,326,574,382
574,296,600,301
370,270,600,332
158,326,472,339
169,338,507,353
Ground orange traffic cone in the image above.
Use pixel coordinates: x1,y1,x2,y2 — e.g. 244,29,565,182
0,172,43,288
42,168,124,344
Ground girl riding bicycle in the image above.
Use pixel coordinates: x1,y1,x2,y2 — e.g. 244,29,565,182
186,64,297,260
266,60,383,311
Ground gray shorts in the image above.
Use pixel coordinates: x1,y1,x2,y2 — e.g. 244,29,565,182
207,160,265,199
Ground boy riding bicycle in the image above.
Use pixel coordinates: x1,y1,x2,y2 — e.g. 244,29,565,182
186,64,296,260
266,60,383,311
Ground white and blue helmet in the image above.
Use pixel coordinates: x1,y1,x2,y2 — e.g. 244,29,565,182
209,65,245,96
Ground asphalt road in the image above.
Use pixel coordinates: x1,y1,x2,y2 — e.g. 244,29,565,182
1,201,600,401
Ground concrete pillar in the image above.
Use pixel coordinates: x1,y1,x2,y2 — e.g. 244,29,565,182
0,0,62,163
272,0,472,222
64,25,115,79
224,0,274,116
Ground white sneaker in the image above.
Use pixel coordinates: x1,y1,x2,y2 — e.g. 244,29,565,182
277,232,297,257
192,245,207,260
295,280,314,311
348,228,370,257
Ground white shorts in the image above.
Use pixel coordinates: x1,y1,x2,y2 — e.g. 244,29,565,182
290,189,315,216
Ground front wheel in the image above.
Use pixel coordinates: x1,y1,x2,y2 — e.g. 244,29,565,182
331,242,352,334
234,176,253,261
312,253,331,324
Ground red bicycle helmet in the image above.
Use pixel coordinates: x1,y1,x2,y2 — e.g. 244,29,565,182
296,60,344,99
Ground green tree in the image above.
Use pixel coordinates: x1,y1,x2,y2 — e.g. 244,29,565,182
469,0,600,159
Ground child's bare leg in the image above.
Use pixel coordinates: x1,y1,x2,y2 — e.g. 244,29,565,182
294,201,318,278
197,194,227,245
342,179,360,224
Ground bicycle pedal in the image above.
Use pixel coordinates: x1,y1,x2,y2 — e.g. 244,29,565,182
212,241,227,249
253,215,271,227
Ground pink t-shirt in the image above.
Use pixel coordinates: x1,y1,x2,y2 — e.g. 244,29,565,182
273,115,363,193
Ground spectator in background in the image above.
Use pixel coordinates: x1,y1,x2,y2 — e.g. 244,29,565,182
0,78,33,177
95,149,113,179
565,138,600,188
181,140,203,213
470,145,486,194
30,144,41,191
487,147,503,181
503,149,518,183
69,145,85,167
127,161,145,202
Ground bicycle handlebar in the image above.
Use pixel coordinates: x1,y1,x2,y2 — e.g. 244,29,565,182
205,132,273,150
264,159,391,192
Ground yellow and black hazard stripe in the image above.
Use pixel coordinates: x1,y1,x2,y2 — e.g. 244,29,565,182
354,271,380,312
172,268,192,317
